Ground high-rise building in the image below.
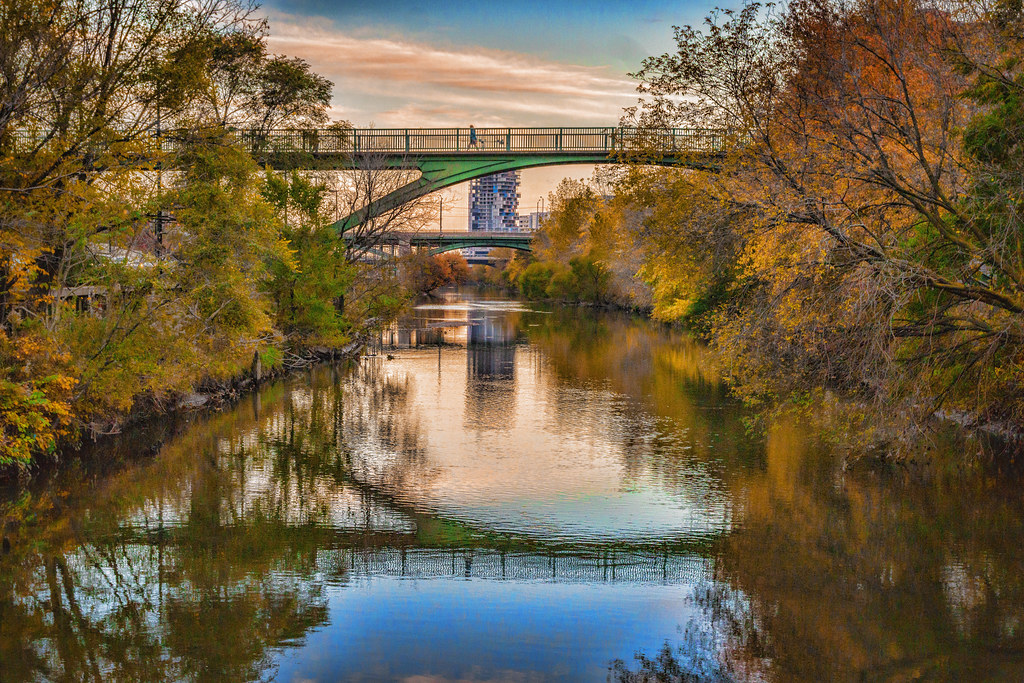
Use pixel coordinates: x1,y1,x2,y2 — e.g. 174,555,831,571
469,171,520,232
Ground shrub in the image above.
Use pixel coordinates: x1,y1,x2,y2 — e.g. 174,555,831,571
517,262,558,299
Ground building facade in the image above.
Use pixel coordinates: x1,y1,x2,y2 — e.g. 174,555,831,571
469,171,521,232
517,210,549,232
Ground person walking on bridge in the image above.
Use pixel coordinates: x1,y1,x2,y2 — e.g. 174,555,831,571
468,125,478,150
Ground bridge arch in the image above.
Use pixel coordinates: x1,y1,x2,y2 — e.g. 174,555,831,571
245,127,726,234
331,153,620,234
361,230,534,255
429,240,532,256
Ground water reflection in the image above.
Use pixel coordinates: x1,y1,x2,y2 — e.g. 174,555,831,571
702,417,1024,680
1,288,1023,681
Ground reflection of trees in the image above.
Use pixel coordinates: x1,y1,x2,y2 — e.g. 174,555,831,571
609,423,1024,680
11,300,1019,681
0,525,331,681
162,579,326,681
693,421,1024,680
525,307,762,491
0,363,425,681
336,359,446,503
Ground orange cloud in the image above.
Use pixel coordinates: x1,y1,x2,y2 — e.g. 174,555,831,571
266,13,639,127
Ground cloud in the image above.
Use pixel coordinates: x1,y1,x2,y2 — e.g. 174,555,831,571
265,12,640,127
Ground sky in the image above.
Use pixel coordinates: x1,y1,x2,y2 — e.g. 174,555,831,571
261,0,709,226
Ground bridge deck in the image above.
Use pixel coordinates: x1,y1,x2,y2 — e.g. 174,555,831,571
6,126,725,234
8,126,727,162
237,126,725,158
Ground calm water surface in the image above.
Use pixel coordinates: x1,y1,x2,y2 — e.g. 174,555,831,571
2,288,1024,681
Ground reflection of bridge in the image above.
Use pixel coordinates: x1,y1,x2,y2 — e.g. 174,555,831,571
332,547,711,585
240,127,728,233
113,524,714,585
368,230,534,254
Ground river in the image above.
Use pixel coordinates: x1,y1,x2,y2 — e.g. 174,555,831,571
2,288,1023,681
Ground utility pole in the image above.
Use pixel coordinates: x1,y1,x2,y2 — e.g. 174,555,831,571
155,102,164,254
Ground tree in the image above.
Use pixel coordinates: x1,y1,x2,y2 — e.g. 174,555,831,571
335,153,440,264
0,0,358,464
262,170,353,349
627,0,1024,435
255,56,332,134
62,132,291,418
197,30,269,126
615,166,741,325
517,262,558,299
511,176,636,306
401,250,469,294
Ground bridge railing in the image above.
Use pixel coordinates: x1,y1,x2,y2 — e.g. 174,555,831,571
4,126,729,158
245,127,727,156
237,127,352,155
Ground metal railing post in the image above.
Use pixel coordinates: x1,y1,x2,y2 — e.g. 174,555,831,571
405,129,410,153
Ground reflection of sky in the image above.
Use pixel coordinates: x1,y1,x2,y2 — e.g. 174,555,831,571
351,301,734,544
273,575,720,682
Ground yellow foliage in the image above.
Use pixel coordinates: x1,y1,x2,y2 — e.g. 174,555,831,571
0,330,77,467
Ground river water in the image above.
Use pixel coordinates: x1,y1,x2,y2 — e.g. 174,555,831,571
2,288,1024,681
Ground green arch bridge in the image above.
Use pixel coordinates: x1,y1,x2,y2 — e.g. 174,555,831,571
372,230,533,256
243,126,727,240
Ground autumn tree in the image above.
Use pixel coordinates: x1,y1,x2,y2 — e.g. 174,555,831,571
626,0,1024,438
0,0,355,467
401,250,470,294
515,176,642,306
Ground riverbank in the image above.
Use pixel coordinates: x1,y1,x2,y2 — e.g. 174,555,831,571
0,331,378,485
